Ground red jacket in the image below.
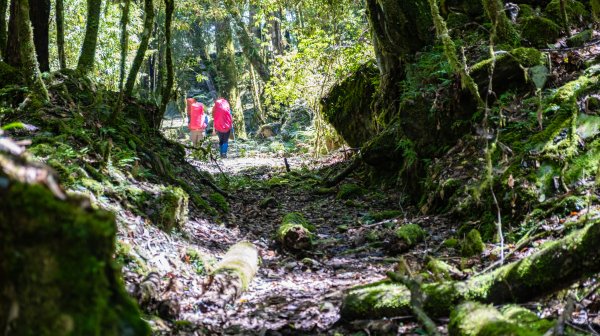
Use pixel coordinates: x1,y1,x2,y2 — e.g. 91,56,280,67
212,98,232,132
188,100,206,130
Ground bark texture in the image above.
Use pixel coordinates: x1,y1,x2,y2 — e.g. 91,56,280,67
342,218,600,319
215,12,246,138
28,0,50,72
160,0,174,118
5,0,49,100
55,0,66,69
125,0,154,95
77,0,101,74
0,0,8,59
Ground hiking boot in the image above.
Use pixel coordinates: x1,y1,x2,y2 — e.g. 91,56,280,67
220,153,227,159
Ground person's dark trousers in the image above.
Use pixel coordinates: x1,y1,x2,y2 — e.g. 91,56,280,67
217,130,231,157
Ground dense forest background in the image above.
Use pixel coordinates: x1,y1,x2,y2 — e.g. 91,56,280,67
1,0,600,334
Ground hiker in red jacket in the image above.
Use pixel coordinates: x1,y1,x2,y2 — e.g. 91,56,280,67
186,97,208,146
212,98,233,158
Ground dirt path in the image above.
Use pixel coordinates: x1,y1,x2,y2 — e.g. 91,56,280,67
118,139,451,335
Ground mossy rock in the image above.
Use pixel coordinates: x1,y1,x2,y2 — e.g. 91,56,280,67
545,0,588,25
259,195,278,208
336,183,366,200
209,192,229,213
385,223,426,254
471,48,545,97
461,229,485,257
517,4,535,20
150,186,189,232
566,29,593,48
521,16,560,47
0,159,149,335
443,237,460,248
449,302,540,336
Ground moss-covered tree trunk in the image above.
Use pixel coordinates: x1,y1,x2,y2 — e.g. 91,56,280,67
55,0,66,69
0,0,9,59
118,0,130,91
76,0,101,74
224,0,270,82
159,0,174,120
5,0,49,101
365,0,433,119
341,218,600,320
215,9,246,139
28,0,50,72
0,141,149,335
125,0,154,96
482,0,519,45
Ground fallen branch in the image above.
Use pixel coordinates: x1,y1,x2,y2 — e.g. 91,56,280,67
341,218,600,320
323,157,361,187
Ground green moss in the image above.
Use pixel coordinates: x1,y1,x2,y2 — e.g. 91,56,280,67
449,302,538,336
79,178,104,196
521,16,560,48
509,48,544,68
394,223,426,245
337,183,366,200
501,305,554,333
564,139,600,185
340,280,411,320
368,210,403,222
150,186,189,232
0,178,149,335
315,187,336,195
208,192,229,213
567,29,593,48
443,237,460,248
259,196,278,208
461,229,485,257
517,4,534,20
211,242,259,290
545,0,588,24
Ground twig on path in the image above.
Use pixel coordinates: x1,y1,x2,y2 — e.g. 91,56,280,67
284,157,290,172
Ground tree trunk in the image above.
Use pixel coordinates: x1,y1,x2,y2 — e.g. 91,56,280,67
159,0,173,120
28,0,50,72
215,13,246,139
55,0,66,69
5,0,49,101
341,218,600,320
110,0,130,122
76,0,102,74
0,0,8,59
482,0,519,45
269,9,284,55
249,63,265,125
365,0,433,120
224,0,270,82
125,0,154,96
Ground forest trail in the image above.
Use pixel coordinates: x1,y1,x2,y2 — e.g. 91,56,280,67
119,136,451,334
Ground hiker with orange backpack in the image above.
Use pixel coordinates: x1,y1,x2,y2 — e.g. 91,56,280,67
186,97,208,146
212,97,233,158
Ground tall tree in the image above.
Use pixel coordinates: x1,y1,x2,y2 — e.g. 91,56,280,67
159,0,174,119
118,0,130,91
55,0,66,69
214,7,246,138
28,0,50,72
5,0,49,100
77,0,102,74
0,0,8,59
224,0,270,82
125,0,154,95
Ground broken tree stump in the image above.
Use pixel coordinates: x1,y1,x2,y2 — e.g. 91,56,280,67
276,212,315,252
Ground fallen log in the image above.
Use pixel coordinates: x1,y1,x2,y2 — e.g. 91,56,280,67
341,218,600,319
199,242,259,310
276,212,315,251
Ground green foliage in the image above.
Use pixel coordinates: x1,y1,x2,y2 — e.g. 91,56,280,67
545,0,588,25
367,210,403,222
461,229,485,257
208,192,229,213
